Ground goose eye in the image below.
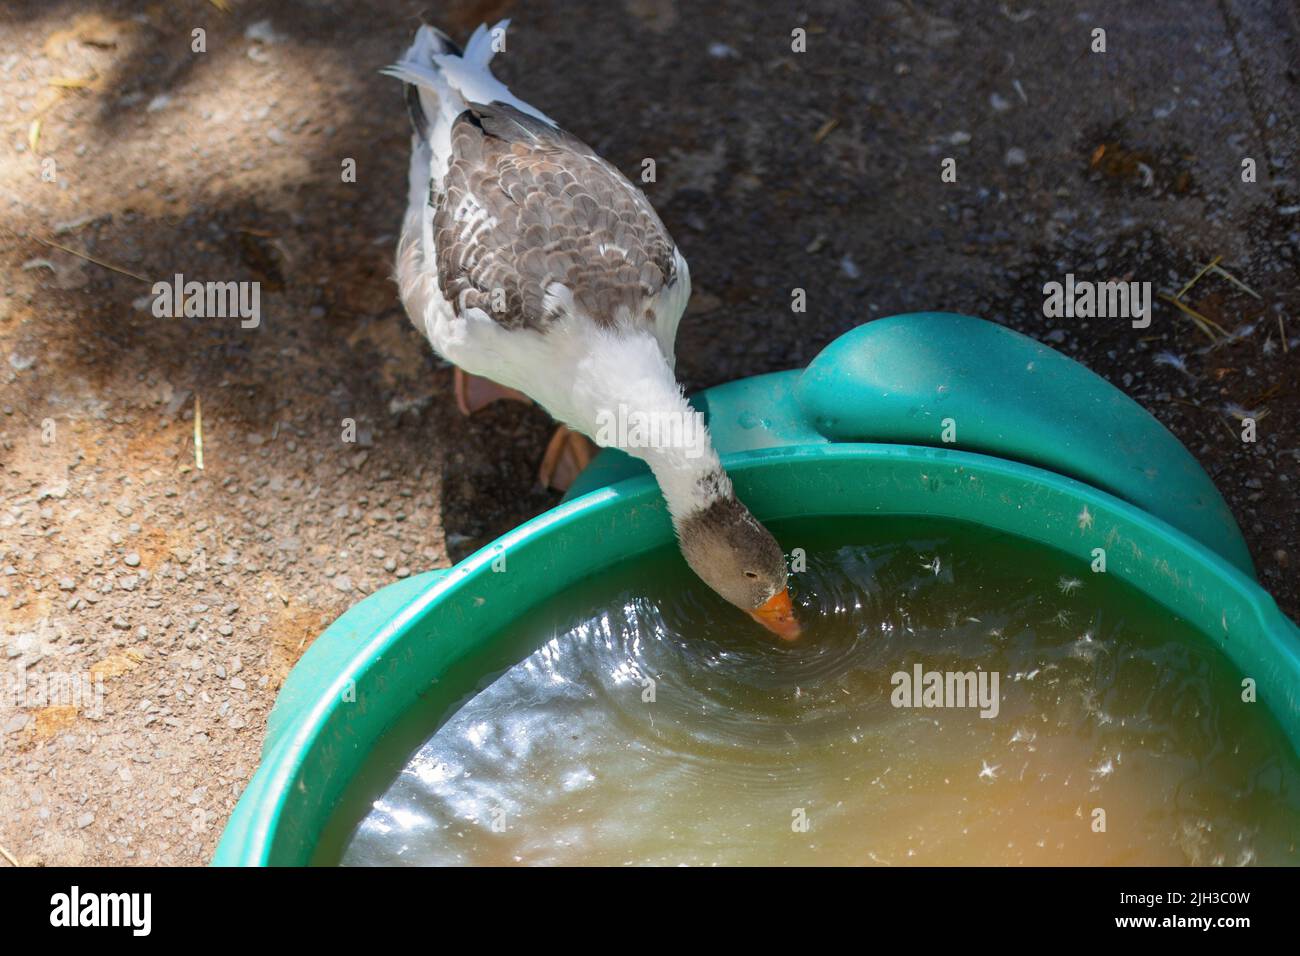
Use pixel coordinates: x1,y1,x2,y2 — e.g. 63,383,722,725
744,570,759,579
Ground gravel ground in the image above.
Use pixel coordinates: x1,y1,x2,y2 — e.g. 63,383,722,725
1,0,1296,866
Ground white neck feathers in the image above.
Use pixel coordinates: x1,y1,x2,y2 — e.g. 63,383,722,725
570,331,731,524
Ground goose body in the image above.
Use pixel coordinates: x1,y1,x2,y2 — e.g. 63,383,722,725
387,21,799,637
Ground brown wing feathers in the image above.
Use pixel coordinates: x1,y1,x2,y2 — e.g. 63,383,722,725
433,102,678,332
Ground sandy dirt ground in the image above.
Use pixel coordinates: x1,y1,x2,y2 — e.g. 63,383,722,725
1,0,1296,866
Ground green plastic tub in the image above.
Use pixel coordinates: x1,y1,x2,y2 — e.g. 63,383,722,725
213,313,1300,865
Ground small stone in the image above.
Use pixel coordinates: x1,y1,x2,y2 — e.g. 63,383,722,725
77,812,95,829
38,481,69,500
4,713,30,734
245,19,282,44
124,552,141,567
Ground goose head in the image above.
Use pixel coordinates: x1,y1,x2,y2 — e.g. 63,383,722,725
676,494,801,640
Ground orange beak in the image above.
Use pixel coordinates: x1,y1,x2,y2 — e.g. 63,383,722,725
747,588,802,641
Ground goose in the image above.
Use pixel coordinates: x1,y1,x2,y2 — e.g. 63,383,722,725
385,20,799,639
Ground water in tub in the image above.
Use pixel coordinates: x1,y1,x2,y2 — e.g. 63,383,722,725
334,516,1300,866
